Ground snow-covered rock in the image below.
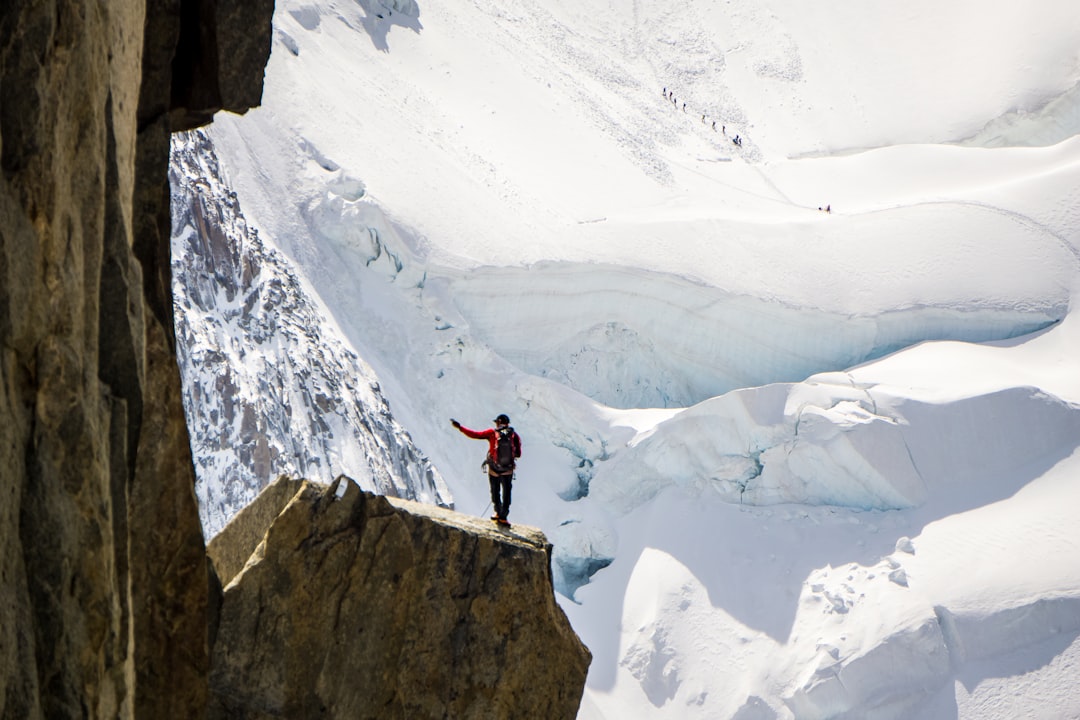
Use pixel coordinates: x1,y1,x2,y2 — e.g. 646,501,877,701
170,130,451,535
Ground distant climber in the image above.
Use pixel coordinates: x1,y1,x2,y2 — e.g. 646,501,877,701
451,415,522,525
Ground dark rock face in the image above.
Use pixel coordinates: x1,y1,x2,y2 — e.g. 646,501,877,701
0,0,272,717
208,477,592,720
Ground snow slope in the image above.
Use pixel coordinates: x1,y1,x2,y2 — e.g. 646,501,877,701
181,0,1080,716
563,305,1080,719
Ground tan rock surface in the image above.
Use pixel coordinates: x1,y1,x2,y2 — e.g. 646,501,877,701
209,476,591,720
0,0,271,716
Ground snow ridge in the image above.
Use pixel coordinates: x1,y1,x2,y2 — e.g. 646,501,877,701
589,374,1080,515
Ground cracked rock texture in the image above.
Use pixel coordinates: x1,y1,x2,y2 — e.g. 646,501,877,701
208,476,592,720
0,0,271,717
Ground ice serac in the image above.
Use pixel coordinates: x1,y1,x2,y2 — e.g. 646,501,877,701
0,0,271,717
785,618,951,720
591,366,1080,515
170,130,451,536
207,476,591,720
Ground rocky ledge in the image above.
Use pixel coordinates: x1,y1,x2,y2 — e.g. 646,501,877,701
207,476,591,720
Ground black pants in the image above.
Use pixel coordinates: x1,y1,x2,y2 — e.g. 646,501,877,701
489,472,513,519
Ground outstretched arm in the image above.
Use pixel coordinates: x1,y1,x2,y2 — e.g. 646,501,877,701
451,419,490,440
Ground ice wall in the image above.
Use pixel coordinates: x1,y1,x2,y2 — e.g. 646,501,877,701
447,263,1058,409
961,81,1080,148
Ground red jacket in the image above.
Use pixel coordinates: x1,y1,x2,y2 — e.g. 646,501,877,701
456,424,522,467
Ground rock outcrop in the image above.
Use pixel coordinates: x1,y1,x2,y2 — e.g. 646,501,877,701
0,1,272,717
207,476,592,720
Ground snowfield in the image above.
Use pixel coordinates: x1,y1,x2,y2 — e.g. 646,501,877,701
180,0,1080,716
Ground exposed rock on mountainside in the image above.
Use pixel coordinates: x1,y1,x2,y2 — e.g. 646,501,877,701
170,129,452,536
0,0,271,716
207,476,591,720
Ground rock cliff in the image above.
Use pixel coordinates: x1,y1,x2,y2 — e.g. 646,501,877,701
0,0,272,716
2,4,590,719
207,476,591,720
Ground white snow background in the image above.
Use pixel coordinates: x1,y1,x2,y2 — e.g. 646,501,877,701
190,0,1080,717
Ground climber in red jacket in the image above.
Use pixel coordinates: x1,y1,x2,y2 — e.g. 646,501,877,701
451,414,522,525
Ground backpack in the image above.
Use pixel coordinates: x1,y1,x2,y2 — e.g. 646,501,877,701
492,427,516,474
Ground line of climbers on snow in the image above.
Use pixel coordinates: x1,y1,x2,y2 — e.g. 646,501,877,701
663,86,743,147
663,85,834,214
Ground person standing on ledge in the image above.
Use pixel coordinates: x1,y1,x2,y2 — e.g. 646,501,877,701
451,414,522,525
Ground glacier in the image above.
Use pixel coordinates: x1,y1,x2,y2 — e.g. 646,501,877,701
168,0,1080,717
